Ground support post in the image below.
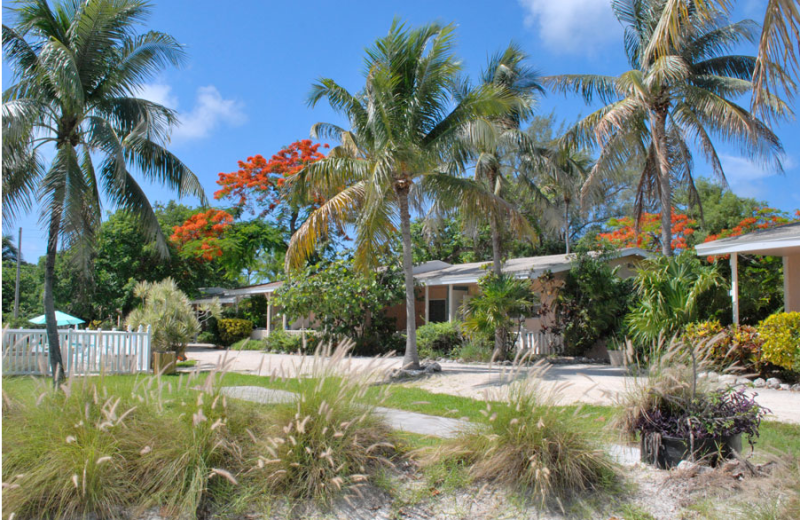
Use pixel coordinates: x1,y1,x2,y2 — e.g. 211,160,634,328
424,285,430,324
448,284,455,322
282,313,287,330
13,227,21,319
731,253,739,325
266,297,273,336
785,255,800,312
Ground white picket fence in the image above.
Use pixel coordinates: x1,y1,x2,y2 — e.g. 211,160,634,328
2,327,151,376
515,330,564,356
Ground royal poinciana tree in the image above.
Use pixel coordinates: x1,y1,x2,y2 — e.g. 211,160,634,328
285,21,518,369
547,0,785,256
2,0,205,382
215,140,329,235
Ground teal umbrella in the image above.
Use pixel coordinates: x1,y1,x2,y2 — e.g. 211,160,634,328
29,311,85,326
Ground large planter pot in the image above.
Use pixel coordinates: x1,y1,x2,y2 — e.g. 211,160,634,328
151,352,177,375
640,432,742,469
608,350,625,367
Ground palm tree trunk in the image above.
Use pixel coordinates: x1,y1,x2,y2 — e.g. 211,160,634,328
564,198,571,255
44,213,66,385
487,169,505,360
396,184,420,369
651,108,673,257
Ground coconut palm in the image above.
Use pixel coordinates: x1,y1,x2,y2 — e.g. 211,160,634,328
546,0,785,256
446,44,544,357
285,21,517,369
3,0,205,382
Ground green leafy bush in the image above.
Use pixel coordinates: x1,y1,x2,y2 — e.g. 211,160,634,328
452,340,493,362
758,312,800,371
549,252,635,356
427,366,617,502
217,318,254,346
197,331,218,344
417,321,463,358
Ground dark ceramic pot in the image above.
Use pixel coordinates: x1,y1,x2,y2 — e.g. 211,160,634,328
640,432,742,469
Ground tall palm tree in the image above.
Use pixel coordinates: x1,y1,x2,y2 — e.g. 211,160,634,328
285,21,516,369
448,44,543,357
3,0,205,382
546,0,784,256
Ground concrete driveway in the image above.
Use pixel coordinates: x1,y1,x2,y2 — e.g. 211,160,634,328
186,346,800,425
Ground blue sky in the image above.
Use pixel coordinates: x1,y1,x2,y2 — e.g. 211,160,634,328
3,0,799,262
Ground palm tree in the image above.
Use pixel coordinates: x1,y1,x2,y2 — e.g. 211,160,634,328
546,0,784,256
285,21,516,369
448,44,543,357
3,0,205,382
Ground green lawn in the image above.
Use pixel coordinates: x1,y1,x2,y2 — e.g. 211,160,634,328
5,372,799,458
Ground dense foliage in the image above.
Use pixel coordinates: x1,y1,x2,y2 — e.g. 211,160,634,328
547,252,635,356
683,321,764,374
217,318,254,346
274,258,404,355
416,321,464,359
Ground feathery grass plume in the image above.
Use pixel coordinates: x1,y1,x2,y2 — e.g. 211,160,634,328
251,340,397,504
2,365,266,519
422,360,617,504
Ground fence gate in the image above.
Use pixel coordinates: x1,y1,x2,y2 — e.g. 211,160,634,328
2,326,151,376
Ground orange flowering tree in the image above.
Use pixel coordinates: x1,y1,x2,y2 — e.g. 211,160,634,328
702,208,797,262
214,140,329,229
598,211,697,252
170,209,234,261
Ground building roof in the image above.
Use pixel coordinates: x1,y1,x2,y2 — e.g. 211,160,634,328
224,280,284,296
695,222,800,257
415,248,649,286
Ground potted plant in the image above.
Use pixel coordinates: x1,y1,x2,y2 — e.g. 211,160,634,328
619,337,768,469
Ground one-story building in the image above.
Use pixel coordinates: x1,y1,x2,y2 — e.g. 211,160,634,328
695,221,800,324
201,248,649,345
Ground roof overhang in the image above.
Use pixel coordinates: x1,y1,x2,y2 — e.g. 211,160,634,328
695,240,800,257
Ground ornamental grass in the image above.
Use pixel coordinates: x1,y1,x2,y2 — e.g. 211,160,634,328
2,363,261,519
248,341,398,504
422,361,618,504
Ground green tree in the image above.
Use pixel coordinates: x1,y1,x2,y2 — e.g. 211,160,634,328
274,257,404,355
2,0,205,381
126,278,200,356
2,261,41,322
286,21,514,368
547,0,784,256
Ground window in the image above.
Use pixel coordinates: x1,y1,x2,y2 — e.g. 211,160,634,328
429,300,447,323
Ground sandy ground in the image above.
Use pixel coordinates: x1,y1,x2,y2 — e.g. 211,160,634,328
186,346,800,425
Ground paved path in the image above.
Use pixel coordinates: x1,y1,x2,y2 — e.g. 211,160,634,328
220,385,466,438
189,347,800,425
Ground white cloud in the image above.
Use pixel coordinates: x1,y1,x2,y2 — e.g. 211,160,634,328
135,84,246,142
718,154,794,198
517,0,622,55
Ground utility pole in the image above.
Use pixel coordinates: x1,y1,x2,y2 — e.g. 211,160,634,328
13,227,22,319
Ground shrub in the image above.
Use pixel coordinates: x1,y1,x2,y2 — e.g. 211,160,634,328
683,320,764,374
259,330,318,353
549,252,635,356
251,342,397,503
426,365,617,502
452,340,493,362
126,278,200,356
217,318,254,346
759,312,800,371
2,371,262,519
197,330,218,344
416,321,463,358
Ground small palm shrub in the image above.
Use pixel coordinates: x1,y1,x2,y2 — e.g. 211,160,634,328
2,371,261,519
217,318,254,346
625,254,722,346
126,278,200,356
426,365,617,502
758,312,800,371
416,321,463,358
251,343,397,503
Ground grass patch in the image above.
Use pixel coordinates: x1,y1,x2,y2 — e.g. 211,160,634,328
177,359,198,368
230,338,268,351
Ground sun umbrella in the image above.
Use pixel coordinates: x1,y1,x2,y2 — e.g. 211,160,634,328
29,311,86,326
